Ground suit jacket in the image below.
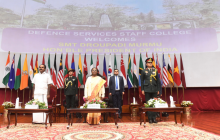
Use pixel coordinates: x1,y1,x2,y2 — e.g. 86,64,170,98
109,75,125,95
141,68,161,93
64,76,78,95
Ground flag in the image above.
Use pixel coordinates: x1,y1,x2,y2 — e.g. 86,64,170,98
42,54,45,64
2,52,10,86
64,53,69,78
127,54,133,89
20,54,28,90
14,54,21,90
162,53,169,87
57,54,64,88
103,55,107,87
174,54,181,86
47,54,52,76
96,54,99,72
34,54,38,76
33,0,46,4
28,54,34,89
152,53,156,68
90,54,93,75
114,54,117,69
52,54,57,86
83,54,88,85
71,54,76,77
145,52,148,68
156,54,163,85
180,54,186,89
108,54,113,85
120,53,126,86
78,54,83,87
8,55,15,89
167,54,174,85
139,53,144,86
133,54,138,87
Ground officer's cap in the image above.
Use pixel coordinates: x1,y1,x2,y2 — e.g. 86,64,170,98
68,68,75,73
145,58,153,63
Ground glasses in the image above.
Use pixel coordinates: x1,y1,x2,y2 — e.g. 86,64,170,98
92,70,97,72
39,67,44,68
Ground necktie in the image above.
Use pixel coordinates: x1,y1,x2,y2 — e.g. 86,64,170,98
116,76,119,90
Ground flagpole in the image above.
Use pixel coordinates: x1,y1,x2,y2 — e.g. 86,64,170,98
20,0,26,27
182,86,185,101
60,88,62,104
4,85,7,102
79,86,80,106
128,89,130,104
176,86,179,104
23,89,25,105
17,89,18,98
170,86,172,96
164,87,166,102
29,89,31,100
10,89,12,102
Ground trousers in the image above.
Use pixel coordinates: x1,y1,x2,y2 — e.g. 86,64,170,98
145,92,158,120
113,91,122,115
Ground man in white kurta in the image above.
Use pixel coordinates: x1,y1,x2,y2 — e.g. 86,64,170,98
32,64,53,123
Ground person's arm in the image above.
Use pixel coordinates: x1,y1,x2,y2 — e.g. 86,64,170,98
47,84,51,99
99,85,105,99
156,71,161,95
32,84,35,99
75,77,78,96
84,77,89,98
121,77,125,94
109,77,112,95
47,74,53,99
141,70,145,95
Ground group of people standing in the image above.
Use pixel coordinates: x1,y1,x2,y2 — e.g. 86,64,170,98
31,57,161,124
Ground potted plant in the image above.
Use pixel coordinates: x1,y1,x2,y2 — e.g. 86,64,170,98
2,101,14,121
144,98,167,108
181,101,193,114
83,98,107,109
25,99,48,109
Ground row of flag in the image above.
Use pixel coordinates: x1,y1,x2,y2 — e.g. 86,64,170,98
2,52,186,92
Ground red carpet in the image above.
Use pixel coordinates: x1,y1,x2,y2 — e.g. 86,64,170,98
0,122,220,139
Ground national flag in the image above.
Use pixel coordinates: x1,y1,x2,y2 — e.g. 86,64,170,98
71,54,76,77
96,54,99,72
90,54,93,75
33,0,46,4
47,54,52,76
133,54,138,87
174,54,181,86
34,54,38,76
167,54,174,85
180,54,186,89
103,55,107,87
127,54,133,89
152,53,156,68
145,52,148,68
52,54,57,86
8,55,15,89
20,54,28,90
2,52,10,86
156,54,163,85
139,53,144,86
162,53,169,87
114,54,117,69
120,53,126,86
83,54,88,85
28,54,34,89
64,53,69,78
78,54,83,87
108,54,113,85
14,54,21,90
57,54,64,88
42,54,45,64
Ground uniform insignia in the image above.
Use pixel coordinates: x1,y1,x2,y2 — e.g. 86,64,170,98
72,79,75,81
145,71,148,73
66,78,68,80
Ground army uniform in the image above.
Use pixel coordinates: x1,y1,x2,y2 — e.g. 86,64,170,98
141,58,161,122
64,75,78,110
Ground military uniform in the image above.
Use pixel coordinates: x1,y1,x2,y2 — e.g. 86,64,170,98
64,75,78,109
141,58,161,123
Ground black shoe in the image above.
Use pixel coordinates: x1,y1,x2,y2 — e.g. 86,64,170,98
149,119,153,124
118,115,121,119
152,119,157,123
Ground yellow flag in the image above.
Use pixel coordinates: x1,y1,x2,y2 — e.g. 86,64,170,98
167,54,174,85
20,54,28,90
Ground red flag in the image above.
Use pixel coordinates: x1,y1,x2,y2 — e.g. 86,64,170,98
52,54,57,86
180,54,186,89
64,53,69,78
42,54,45,64
120,53,126,86
96,54,99,72
146,52,148,59
174,54,181,86
83,54,88,85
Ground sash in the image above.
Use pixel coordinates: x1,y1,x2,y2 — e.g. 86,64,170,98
88,78,106,100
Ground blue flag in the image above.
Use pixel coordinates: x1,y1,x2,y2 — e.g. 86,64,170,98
8,55,15,89
103,55,107,86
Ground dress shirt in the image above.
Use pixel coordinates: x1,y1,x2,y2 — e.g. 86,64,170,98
115,76,120,90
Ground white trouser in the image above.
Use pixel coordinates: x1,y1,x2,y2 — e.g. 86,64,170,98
33,94,49,123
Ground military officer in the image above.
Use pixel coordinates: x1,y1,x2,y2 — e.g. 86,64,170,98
64,68,78,117
141,58,161,123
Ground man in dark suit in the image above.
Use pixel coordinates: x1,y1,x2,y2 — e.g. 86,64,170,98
141,58,161,123
64,68,78,117
109,69,125,118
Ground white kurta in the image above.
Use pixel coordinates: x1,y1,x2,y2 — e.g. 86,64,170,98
32,72,53,123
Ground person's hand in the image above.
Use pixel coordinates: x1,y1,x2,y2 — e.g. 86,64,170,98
142,91,145,95
122,92,125,95
47,94,50,99
76,94,78,97
109,93,112,95
32,94,34,99
157,91,159,95
64,95,66,97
